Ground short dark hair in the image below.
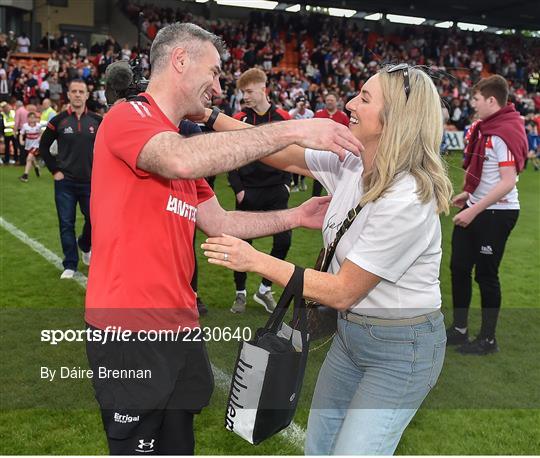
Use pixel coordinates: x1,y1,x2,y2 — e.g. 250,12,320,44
68,79,88,91
150,22,226,73
325,92,338,100
472,75,509,108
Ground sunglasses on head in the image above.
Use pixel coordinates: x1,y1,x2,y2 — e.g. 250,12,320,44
387,63,410,101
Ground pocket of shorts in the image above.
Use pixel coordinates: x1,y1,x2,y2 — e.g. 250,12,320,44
368,324,416,343
428,340,446,389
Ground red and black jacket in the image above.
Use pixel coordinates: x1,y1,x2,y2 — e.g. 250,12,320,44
228,104,291,193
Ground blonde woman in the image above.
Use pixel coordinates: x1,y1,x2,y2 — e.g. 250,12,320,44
202,65,453,455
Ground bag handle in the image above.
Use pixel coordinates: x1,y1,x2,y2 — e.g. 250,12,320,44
280,266,309,348
320,202,363,272
264,266,306,335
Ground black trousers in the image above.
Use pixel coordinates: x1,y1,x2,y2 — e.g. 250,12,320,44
312,179,323,197
3,135,19,162
234,184,292,290
292,173,305,186
450,206,519,339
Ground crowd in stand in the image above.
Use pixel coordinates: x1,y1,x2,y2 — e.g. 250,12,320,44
1,3,539,166
122,3,540,122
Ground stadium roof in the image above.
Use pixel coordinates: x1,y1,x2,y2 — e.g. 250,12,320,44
288,0,540,30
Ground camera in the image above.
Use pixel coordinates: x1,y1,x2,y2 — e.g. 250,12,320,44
104,58,149,106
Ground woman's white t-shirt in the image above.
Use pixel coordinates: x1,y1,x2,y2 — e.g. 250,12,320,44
305,149,443,319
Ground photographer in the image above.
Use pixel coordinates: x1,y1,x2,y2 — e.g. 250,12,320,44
85,22,362,455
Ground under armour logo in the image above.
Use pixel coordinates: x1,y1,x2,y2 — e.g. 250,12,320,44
135,438,155,453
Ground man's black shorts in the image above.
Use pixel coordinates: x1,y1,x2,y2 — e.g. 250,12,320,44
86,324,214,448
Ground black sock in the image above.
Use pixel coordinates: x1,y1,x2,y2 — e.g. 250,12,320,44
480,307,500,340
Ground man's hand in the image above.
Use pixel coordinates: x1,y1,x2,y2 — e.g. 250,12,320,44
294,196,332,229
236,190,245,204
453,206,478,228
53,171,64,181
451,191,469,209
291,118,363,160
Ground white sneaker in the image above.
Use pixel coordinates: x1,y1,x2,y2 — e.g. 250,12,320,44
253,291,277,313
60,269,75,279
9,159,16,165
81,250,91,266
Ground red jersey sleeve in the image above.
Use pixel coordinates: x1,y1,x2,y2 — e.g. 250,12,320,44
104,100,177,177
275,108,292,120
196,178,215,205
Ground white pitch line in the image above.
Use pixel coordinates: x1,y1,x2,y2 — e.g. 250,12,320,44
0,215,306,450
0,216,88,289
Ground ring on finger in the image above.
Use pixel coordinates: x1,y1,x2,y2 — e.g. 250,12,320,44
224,253,229,261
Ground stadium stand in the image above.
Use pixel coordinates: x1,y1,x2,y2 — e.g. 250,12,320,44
1,2,539,139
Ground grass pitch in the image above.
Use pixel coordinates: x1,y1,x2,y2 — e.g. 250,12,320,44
0,153,539,455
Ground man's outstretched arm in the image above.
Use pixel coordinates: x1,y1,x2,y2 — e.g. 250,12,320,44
137,118,361,180
196,195,331,239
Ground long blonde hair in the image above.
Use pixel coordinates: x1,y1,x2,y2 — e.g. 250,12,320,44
361,66,453,214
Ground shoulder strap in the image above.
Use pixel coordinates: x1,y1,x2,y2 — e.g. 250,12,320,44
320,201,363,272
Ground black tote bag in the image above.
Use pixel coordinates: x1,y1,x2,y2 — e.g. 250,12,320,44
224,266,309,445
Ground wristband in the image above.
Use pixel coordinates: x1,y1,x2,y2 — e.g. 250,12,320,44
205,107,221,130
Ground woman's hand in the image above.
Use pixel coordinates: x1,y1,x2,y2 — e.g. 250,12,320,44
201,234,262,272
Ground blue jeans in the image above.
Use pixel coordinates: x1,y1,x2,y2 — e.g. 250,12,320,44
54,178,91,270
305,311,446,455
